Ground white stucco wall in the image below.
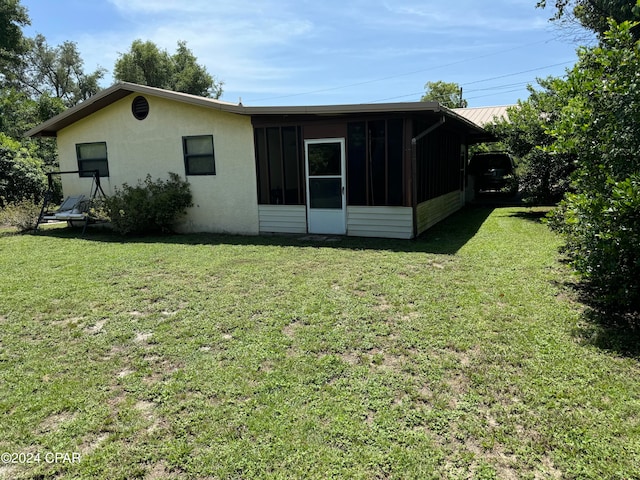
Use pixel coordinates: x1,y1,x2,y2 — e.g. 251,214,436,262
56,93,259,234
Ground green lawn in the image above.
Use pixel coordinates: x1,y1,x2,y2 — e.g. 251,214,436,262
0,207,638,479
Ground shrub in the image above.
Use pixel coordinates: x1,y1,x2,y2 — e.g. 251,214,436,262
548,175,640,311
0,197,42,232
104,173,192,235
0,135,48,207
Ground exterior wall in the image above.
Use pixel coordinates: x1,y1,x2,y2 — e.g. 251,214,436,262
416,190,464,235
347,206,413,239
258,205,307,234
56,93,259,234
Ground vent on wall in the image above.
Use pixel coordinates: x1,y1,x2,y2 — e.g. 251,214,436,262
132,96,149,120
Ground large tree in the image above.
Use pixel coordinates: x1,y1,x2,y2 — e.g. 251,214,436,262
114,40,223,98
537,0,640,37
420,81,467,108
5,34,105,107
0,0,29,70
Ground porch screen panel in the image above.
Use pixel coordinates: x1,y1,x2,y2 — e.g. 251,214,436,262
387,119,404,206
347,122,367,206
267,128,283,204
369,120,386,206
346,119,406,207
282,126,302,204
254,126,304,205
254,129,270,204
415,127,462,203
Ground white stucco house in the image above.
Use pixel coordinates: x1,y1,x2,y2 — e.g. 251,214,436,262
26,82,492,239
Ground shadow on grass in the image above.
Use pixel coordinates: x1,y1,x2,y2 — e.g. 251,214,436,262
28,206,495,256
575,310,640,359
569,283,640,359
504,207,554,223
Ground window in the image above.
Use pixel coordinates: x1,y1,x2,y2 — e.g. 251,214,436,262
76,142,109,177
183,135,215,175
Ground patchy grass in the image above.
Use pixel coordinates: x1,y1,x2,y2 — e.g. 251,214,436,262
0,207,638,479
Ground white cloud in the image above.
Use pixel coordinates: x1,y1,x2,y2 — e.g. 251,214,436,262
379,1,549,33
77,0,318,97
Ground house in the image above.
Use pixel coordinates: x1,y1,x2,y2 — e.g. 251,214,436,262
26,82,492,239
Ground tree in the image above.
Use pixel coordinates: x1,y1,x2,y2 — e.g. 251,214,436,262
488,77,575,204
0,133,47,206
537,0,640,38
546,21,640,311
421,81,467,108
0,0,29,70
114,40,223,98
5,34,106,107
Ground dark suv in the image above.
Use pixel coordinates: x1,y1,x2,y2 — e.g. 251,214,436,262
468,152,518,195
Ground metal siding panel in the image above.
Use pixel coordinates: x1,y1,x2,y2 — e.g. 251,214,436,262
259,205,307,233
346,206,413,239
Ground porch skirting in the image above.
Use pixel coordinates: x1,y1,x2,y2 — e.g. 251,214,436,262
258,205,307,234
346,206,413,239
416,190,464,236
258,204,414,239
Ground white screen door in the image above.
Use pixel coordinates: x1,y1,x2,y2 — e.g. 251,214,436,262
305,138,346,235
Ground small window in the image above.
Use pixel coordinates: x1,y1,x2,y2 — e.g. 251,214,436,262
76,142,109,177
132,96,149,120
183,135,215,175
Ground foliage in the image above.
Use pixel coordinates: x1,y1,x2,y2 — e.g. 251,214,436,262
0,87,63,167
421,80,467,108
0,133,47,206
104,173,193,235
0,195,40,231
114,40,223,98
537,0,640,38
0,0,29,70
549,176,640,308
547,21,640,311
4,34,106,107
488,78,575,204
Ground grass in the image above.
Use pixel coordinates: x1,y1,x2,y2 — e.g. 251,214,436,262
0,206,638,479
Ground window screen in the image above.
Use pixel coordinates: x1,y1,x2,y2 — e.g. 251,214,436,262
183,135,215,175
76,142,109,177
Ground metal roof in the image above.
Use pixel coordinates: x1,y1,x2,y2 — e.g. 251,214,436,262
25,82,489,139
452,105,513,127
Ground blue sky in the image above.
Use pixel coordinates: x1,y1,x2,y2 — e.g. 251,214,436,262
21,0,590,107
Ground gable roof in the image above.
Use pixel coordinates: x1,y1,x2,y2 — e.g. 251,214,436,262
25,82,490,141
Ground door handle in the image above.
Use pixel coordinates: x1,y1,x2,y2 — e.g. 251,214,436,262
342,186,345,195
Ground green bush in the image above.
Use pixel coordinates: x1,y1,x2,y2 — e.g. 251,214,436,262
0,134,48,207
104,173,192,235
0,197,41,232
549,176,640,310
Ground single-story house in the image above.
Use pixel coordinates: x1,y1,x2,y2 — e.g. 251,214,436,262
26,82,493,239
